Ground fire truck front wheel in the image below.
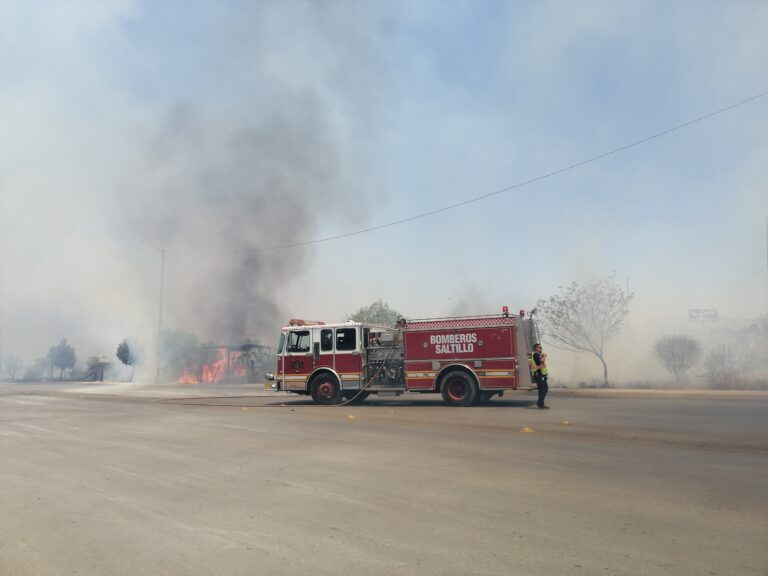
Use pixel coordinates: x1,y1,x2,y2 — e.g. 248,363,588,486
310,373,343,405
440,370,479,407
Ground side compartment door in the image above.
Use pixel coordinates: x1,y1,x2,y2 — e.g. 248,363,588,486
479,326,517,390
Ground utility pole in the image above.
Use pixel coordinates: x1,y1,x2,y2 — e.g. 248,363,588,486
142,241,165,384
156,248,165,384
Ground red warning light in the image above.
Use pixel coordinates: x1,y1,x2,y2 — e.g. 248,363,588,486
502,306,509,317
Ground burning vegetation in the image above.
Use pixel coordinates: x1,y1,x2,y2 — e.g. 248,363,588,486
177,347,245,384
160,330,271,384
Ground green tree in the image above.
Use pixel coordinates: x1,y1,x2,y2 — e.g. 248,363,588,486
48,338,77,379
240,339,273,382
159,330,201,382
349,298,402,326
116,338,137,381
536,276,633,386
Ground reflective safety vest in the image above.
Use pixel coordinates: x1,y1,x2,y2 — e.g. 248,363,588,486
531,351,548,376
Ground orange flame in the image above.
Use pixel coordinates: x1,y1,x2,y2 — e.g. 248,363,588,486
177,349,247,384
178,372,198,384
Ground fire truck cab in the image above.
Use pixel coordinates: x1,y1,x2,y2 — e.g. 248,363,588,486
266,310,538,406
273,320,378,404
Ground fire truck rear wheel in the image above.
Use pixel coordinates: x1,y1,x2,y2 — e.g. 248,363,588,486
440,370,478,407
310,373,343,405
342,390,370,403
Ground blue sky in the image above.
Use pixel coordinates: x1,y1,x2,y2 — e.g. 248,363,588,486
1,1,767,379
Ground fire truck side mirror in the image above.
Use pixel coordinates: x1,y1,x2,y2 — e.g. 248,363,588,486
312,342,320,361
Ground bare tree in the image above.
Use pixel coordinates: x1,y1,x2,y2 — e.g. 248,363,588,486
654,335,701,385
536,276,633,386
703,345,740,389
3,354,22,380
31,357,52,380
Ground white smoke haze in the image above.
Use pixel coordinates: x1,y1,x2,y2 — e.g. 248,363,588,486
0,1,383,374
1,1,766,385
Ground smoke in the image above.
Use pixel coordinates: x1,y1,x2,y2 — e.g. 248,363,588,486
0,1,386,371
128,94,346,342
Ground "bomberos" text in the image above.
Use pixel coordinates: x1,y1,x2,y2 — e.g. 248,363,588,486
430,333,477,354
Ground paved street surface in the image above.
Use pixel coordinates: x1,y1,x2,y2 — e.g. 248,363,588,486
1,382,766,576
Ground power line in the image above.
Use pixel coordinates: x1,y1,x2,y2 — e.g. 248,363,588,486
181,89,768,255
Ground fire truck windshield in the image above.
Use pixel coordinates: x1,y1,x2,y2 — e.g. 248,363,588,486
287,330,310,353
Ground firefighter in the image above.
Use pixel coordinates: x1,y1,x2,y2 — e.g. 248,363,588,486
531,343,549,409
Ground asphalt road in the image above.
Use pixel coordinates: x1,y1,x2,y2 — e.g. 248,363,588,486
1,382,766,576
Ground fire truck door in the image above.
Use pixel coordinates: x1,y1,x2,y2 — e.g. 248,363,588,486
315,328,334,371
283,329,313,391
334,327,362,390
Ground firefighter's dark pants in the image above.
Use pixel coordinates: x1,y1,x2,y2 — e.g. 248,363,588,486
534,372,548,406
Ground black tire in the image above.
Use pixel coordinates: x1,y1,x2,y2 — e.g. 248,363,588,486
310,373,343,405
440,370,478,407
342,390,370,403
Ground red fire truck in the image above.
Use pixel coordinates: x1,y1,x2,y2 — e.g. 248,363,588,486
265,308,539,406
